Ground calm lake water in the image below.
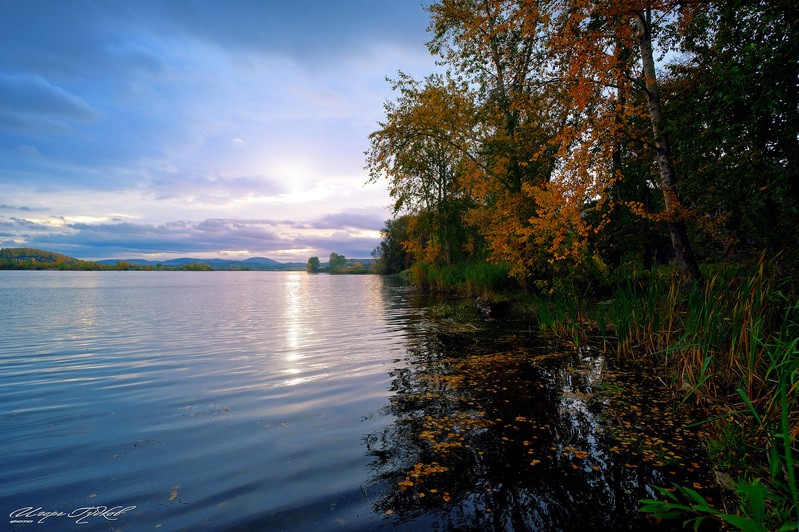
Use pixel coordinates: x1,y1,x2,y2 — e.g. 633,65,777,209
0,271,714,531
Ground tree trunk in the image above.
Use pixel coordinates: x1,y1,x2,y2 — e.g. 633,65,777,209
636,10,702,282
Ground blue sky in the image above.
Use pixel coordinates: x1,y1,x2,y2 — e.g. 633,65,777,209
0,1,435,262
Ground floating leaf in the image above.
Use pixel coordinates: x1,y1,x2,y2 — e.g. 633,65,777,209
398,479,414,490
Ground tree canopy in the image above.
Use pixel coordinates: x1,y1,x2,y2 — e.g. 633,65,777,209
368,0,799,288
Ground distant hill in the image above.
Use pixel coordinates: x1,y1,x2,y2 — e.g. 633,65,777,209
95,256,306,270
0,247,375,272
0,247,81,264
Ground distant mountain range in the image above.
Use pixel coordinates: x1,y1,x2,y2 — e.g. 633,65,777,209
95,256,306,270
1,247,373,271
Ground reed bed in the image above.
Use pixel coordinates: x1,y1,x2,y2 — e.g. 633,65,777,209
586,256,798,529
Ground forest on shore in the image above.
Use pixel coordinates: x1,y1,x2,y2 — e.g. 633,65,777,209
366,1,798,529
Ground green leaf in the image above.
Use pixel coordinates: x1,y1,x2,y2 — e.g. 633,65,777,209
736,388,764,426
737,480,767,524
680,485,710,509
653,485,680,503
769,445,781,479
653,510,687,520
639,503,667,513
687,515,706,531
717,513,768,532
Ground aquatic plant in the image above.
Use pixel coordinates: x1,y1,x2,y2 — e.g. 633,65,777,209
621,257,799,529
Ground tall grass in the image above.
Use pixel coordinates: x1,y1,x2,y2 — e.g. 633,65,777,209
588,256,798,528
605,258,796,430
408,261,512,296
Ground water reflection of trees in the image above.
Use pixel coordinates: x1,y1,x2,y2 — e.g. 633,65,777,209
364,323,716,530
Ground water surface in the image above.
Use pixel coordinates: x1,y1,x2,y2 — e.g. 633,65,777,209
0,271,713,530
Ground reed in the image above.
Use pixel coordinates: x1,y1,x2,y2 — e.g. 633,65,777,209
407,261,512,296
601,256,799,528
599,257,791,410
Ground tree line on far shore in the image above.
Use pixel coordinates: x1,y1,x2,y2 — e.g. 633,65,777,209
306,252,373,274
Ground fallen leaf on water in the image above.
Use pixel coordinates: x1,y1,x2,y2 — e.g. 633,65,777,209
168,486,180,501
398,479,413,490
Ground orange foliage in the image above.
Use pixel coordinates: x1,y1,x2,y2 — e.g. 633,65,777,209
373,0,708,280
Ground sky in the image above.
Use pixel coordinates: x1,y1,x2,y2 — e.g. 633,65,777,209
0,1,437,262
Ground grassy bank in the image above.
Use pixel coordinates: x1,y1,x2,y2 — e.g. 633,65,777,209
407,255,798,529
534,257,798,530
405,261,515,296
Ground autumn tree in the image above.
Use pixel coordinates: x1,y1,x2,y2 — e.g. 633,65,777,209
366,73,478,266
536,0,706,281
373,0,795,288
306,256,320,273
427,0,565,282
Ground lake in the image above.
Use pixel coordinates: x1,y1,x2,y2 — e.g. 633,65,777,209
0,271,714,531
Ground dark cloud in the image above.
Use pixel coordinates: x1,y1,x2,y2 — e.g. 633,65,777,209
0,216,56,231
9,217,44,230
0,204,38,212
33,219,288,255
14,216,381,260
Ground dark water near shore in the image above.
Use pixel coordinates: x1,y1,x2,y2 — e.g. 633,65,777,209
0,271,715,531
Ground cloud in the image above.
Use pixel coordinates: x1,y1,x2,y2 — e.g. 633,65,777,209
0,216,59,231
0,204,39,212
140,1,432,65
309,210,386,230
148,172,287,204
0,73,97,124
31,219,283,255
0,2,433,259
13,213,381,261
